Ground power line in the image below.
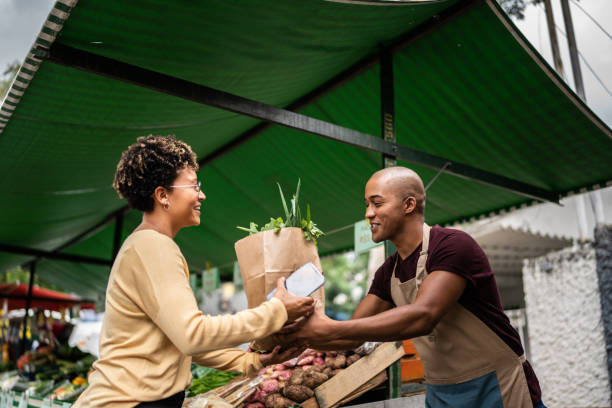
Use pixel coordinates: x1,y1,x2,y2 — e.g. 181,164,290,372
536,3,612,99
569,0,612,42
552,21,612,99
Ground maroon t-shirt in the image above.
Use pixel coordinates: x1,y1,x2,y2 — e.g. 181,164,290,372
368,225,542,406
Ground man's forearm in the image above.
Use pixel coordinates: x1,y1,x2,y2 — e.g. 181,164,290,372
328,304,433,342
306,339,363,351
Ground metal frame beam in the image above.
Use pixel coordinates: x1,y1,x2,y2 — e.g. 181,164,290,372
0,243,112,267
39,42,558,204
200,0,486,169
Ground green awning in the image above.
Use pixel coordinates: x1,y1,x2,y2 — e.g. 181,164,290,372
1,0,610,303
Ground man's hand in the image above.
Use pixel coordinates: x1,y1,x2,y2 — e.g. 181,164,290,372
258,345,305,367
273,277,315,322
277,308,337,346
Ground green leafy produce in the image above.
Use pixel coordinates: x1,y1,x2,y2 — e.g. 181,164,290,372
187,369,241,397
237,179,324,244
191,364,217,379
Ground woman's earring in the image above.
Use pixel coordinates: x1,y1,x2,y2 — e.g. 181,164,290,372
164,201,170,210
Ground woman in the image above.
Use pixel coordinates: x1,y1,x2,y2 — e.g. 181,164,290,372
74,135,313,407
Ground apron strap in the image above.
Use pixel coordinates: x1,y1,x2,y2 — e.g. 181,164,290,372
415,223,431,291
518,353,526,364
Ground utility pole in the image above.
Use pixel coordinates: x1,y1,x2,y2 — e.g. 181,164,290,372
543,0,564,77
560,0,585,101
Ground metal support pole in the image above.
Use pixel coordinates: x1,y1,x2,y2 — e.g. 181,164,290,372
380,47,402,399
20,262,35,356
543,0,564,78
560,0,585,101
112,213,124,262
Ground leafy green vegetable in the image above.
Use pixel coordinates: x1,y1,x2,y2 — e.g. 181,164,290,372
237,179,324,244
187,369,241,397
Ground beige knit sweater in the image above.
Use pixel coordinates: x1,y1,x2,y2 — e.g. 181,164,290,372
73,230,287,408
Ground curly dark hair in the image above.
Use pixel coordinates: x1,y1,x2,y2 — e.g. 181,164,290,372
113,135,199,212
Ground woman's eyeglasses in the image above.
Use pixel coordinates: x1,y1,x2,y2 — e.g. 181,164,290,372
169,181,202,192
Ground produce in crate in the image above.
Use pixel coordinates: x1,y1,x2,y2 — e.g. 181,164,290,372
242,348,363,408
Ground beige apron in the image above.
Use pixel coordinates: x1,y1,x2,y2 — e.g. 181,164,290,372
390,224,532,407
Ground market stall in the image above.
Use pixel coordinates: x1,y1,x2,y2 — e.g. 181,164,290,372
1,0,611,406
0,284,97,406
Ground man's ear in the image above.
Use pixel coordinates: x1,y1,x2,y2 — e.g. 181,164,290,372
404,196,417,215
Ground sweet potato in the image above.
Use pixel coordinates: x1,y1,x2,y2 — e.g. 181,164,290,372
261,379,279,394
313,357,325,366
274,364,286,371
283,357,298,368
264,393,296,408
252,390,267,403
282,384,314,402
297,355,314,366
324,356,334,367
277,370,292,381
245,403,265,408
322,367,332,377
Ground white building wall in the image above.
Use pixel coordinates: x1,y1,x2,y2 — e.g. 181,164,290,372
523,245,611,407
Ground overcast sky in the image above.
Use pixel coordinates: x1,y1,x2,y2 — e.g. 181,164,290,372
0,0,611,126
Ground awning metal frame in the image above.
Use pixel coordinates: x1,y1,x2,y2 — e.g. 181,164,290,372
0,0,564,271
37,42,558,204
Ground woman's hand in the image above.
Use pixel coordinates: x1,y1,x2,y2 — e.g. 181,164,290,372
273,277,315,322
258,345,305,367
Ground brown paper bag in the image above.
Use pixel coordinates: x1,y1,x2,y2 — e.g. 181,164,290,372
234,227,324,351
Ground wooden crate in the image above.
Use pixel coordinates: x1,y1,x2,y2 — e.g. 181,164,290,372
302,341,405,408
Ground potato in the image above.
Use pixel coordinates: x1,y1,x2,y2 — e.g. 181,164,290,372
282,384,314,402
346,354,361,366
302,371,329,389
290,368,305,386
331,355,346,369
264,393,297,408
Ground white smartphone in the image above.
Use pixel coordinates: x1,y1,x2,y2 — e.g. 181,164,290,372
266,262,325,300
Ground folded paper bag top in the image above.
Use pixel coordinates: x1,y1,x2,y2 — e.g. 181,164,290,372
234,227,325,351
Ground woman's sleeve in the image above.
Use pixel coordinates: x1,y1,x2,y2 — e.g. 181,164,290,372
191,349,262,376
127,236,288,355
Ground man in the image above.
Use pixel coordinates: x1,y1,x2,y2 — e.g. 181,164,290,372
284,167,544,408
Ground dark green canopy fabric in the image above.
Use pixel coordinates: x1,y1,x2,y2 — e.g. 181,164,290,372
1,0,610,303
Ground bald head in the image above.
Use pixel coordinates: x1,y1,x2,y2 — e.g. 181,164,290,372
369,167,426,215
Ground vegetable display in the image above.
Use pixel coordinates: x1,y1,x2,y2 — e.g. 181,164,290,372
0,344,95,402
237,179,324,244
242,348,362,408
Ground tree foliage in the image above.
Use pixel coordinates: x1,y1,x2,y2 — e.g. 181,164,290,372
497,0,544,20
0,61,21,100
322,251,369,319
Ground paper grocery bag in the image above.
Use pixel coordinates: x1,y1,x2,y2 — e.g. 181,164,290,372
234,227,324,350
